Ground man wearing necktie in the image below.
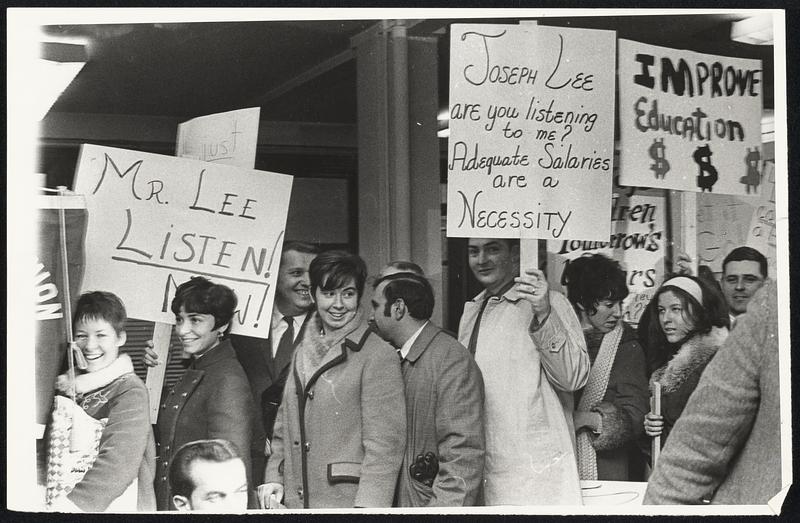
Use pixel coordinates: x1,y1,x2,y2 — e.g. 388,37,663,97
369,272,484,507
457,238,589,506
229,241,318,482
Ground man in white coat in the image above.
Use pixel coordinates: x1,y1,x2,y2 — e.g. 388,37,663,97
458,238,589,505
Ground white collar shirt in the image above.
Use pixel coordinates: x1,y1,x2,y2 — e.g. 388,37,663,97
398,321,429,360
271,309,307,358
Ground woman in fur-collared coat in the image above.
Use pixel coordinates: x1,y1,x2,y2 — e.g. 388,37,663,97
638,275,729,452
563,255,649,481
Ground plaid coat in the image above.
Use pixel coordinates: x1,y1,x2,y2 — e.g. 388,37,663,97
395,322,485,507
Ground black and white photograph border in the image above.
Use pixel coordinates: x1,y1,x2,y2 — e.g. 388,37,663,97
6,5,793,516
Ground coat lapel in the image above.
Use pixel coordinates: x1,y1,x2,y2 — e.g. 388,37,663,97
403,322,439,364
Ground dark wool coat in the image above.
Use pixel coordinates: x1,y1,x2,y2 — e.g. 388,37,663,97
264,316,406,508
230,311,312,481
395,323,485,507
576,323,649,481
645,282,781,504
154,339,255,510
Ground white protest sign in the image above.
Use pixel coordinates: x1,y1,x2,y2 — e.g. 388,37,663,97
547,188,666,324
73,144,292,339
618,40,763,195
696,161,776,277
176,107,260,168
447,24,616,241
745,161,777,277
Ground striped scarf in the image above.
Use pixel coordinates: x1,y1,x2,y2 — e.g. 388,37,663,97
576,322,624,480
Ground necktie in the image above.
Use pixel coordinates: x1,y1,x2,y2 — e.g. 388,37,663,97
273,316,295,376
466,297,490,358
466,280,516,358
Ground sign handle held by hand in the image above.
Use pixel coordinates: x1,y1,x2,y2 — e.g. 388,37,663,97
651,381,662,468
145,322,172,424
520,239,539,272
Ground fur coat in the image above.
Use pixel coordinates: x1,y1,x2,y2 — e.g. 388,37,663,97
649,326,729,447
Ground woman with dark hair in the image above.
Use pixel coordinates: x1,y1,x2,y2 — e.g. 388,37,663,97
259,250,406,509
638,275,729,450
154,277,256,510
562,254,649,481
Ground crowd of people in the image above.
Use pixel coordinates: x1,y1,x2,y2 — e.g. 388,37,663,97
46,240,780,511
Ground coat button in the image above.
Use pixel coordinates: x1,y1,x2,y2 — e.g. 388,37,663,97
162,476,167,481
304,442,311,452
307,390,314,399
297,488,304,500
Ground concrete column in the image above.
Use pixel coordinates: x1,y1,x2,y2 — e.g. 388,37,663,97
353,22,444,323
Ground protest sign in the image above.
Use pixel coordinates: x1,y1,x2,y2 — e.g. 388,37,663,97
34,197,87,425
176,107,260,168
618,40,763,195
547,187,666,324
447,24,616,241
697,161,776,276
73,144,292,339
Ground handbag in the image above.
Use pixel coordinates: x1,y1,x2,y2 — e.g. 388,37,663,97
45,395,107,506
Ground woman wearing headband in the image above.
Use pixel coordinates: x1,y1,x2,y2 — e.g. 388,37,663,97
639,275,729,449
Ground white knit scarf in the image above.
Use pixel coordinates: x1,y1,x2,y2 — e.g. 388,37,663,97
577,322,624,480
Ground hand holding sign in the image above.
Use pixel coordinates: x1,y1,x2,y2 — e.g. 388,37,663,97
515,268,551,321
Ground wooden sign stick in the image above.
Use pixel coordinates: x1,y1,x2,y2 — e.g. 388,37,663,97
651,381,662,468
677,190,698,275
145,322,172,424
520,239,539,274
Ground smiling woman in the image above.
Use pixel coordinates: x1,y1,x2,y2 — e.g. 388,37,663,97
48,291,156,512
154,277,257,511
259,250,406,509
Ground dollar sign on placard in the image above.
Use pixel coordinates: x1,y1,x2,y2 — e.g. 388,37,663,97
693,144,718,193
740,147,762,194
648,138,670,179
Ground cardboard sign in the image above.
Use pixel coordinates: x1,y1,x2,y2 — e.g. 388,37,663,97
547,188,666,324
73,144,292,339
697,161,777,276
176,107,260,168
447,24,616,241
618,40,763,195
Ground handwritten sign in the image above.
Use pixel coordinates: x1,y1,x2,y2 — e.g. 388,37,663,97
73,144,292,338
447,24,616,241
697,161,776,276
745,161,777,277
547,187,666,324
176,107,260,168
618,40,763,195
